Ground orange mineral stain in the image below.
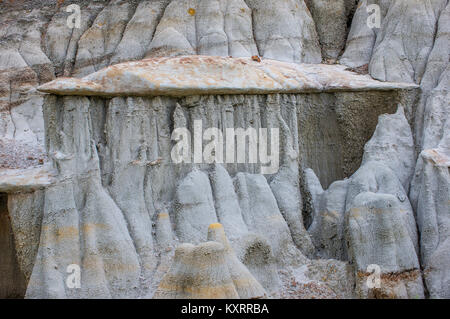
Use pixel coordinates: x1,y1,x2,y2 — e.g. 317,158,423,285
252,55,262,62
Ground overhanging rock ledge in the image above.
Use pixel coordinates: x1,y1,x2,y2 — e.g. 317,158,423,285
37,56,419,97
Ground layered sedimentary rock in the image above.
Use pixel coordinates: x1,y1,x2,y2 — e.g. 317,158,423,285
37,56,416,96
0,0,449,299
409,67,450,299
154,223,267,299
154,240,242,299
0,193,27,298
306,107,424,298
1,54,417,298
342,0,448,82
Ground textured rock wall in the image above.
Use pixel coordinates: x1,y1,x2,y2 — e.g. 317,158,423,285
0,0,447,150
306,107,424,298
0,0,319,149
0,0,449,299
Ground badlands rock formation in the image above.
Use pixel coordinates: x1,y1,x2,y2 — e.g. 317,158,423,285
0,0,448,299
154,223,267,299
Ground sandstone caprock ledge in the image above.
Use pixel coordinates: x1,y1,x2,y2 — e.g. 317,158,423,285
37,56,418,97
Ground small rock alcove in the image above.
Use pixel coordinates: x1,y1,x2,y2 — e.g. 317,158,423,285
0,193,27,298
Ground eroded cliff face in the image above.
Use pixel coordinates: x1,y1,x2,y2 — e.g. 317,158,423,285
0,56,418,299
0,0,448,299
